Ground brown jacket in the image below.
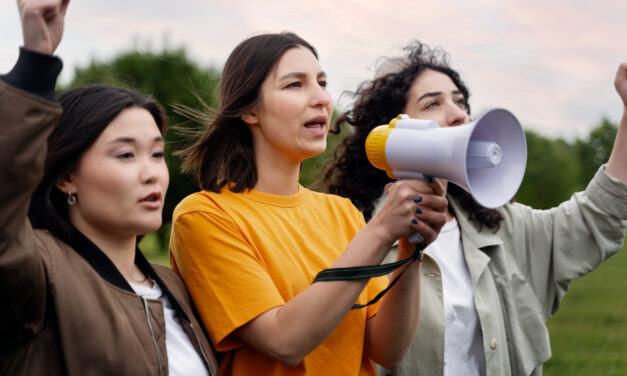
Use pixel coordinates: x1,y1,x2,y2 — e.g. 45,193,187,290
0,57,219,375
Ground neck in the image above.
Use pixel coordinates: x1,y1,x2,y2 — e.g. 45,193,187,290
440,178,456,223
70,218,142,283
253,151,301,195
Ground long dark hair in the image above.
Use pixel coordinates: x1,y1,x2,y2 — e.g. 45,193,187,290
323,41,503,231
29,85,167,240
176,32,318,193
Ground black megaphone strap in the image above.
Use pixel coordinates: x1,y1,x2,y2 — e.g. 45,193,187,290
312,242,426,309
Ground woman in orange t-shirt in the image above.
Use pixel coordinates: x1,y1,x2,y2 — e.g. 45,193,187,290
170,32,447,375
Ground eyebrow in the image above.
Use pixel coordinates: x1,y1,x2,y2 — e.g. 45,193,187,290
278,71,327,81
108,136,164,144
417,89,463,102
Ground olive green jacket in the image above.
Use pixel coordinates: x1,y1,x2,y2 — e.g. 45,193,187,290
384,168,627,376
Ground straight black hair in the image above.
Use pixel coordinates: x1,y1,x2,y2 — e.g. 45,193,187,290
29,85,167,240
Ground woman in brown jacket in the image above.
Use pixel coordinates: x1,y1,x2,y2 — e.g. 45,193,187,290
0,1,218,374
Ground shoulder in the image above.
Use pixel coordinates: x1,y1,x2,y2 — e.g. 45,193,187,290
497,201,534,223
307,188,355,207
306,189,365,223
32,228,75,265
173,190,240,221
174,191,218,214
151,263,198,312
152,263,185,291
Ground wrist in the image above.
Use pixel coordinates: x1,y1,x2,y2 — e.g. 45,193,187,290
364,215,397,248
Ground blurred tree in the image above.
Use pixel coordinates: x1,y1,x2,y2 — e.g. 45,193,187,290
58,47,620,252
516,130,581,209
516,117,618,209
60,47,221,251
575,117,618,186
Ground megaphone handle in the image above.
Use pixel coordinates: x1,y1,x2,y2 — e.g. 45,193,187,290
393,172,427,244
409,231,424,244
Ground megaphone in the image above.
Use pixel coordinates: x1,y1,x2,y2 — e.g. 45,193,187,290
365,108,527,209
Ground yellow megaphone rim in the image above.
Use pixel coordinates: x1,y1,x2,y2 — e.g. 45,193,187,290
388,114,403,129
365,124,393,173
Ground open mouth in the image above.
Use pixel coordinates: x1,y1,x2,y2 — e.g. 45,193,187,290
304,121,325,129
140,192,161,203
304,115,327,131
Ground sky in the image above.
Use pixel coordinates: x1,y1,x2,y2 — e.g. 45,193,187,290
1,0,626,140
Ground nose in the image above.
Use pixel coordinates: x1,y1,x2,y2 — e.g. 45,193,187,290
445,102,469,127
310,84,332,109
140,157,162,185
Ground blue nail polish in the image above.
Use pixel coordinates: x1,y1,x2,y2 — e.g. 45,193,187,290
413,196,423,203
415,207,422,214
427,176,435,183
411,218,419,225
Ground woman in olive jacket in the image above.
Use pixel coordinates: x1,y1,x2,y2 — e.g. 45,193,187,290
0,1,218,374
324,41,627,375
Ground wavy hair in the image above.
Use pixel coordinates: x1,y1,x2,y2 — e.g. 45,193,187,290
323,41,503,231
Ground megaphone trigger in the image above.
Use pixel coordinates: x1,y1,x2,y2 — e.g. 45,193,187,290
409,232,424,244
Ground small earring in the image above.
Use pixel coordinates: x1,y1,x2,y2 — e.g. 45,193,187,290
67,189,77,205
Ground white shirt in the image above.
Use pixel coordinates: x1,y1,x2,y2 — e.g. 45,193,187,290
131,281,209,376
424,218,486,376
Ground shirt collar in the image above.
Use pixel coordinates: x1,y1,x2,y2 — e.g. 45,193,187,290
448,194,504,249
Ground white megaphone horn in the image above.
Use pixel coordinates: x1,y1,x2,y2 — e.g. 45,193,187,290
365,108,527,210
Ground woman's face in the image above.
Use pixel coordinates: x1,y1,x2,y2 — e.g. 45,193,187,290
62,107,169,239
403,68,470,127
245,46,333,165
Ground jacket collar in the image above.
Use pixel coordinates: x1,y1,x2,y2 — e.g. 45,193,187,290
57,224,190,321
448,194,503,249
448,195,503,288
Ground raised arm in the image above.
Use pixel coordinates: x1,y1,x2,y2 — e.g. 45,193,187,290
19,0,69,55
606,63,627,183
0,0,66,349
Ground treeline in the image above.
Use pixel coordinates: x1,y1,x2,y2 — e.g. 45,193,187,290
60,47,618,251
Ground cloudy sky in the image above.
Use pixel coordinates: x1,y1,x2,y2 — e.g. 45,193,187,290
1,0,625,139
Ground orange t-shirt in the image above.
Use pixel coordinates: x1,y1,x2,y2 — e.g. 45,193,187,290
170,186,388,375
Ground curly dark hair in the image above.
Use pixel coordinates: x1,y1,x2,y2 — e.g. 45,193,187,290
322,41,503,231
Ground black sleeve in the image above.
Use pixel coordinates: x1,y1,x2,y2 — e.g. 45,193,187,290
0,47,63,101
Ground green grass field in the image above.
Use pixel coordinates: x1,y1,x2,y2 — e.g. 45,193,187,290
141,232,627,374
544,239,627,376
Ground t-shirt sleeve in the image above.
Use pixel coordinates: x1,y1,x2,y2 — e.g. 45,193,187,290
170,207,285,351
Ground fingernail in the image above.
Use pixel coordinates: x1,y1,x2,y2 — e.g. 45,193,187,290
415,207,422,214
411,218,419,225
413,195,423,203
427,176,435,183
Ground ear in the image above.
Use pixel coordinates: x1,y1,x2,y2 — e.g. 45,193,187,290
241,111,259,126
55,174,75,195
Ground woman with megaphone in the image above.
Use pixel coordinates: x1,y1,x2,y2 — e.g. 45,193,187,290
323,41,627,376
169,32,450,375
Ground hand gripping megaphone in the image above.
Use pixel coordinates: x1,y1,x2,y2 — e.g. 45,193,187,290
365,108,527,210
